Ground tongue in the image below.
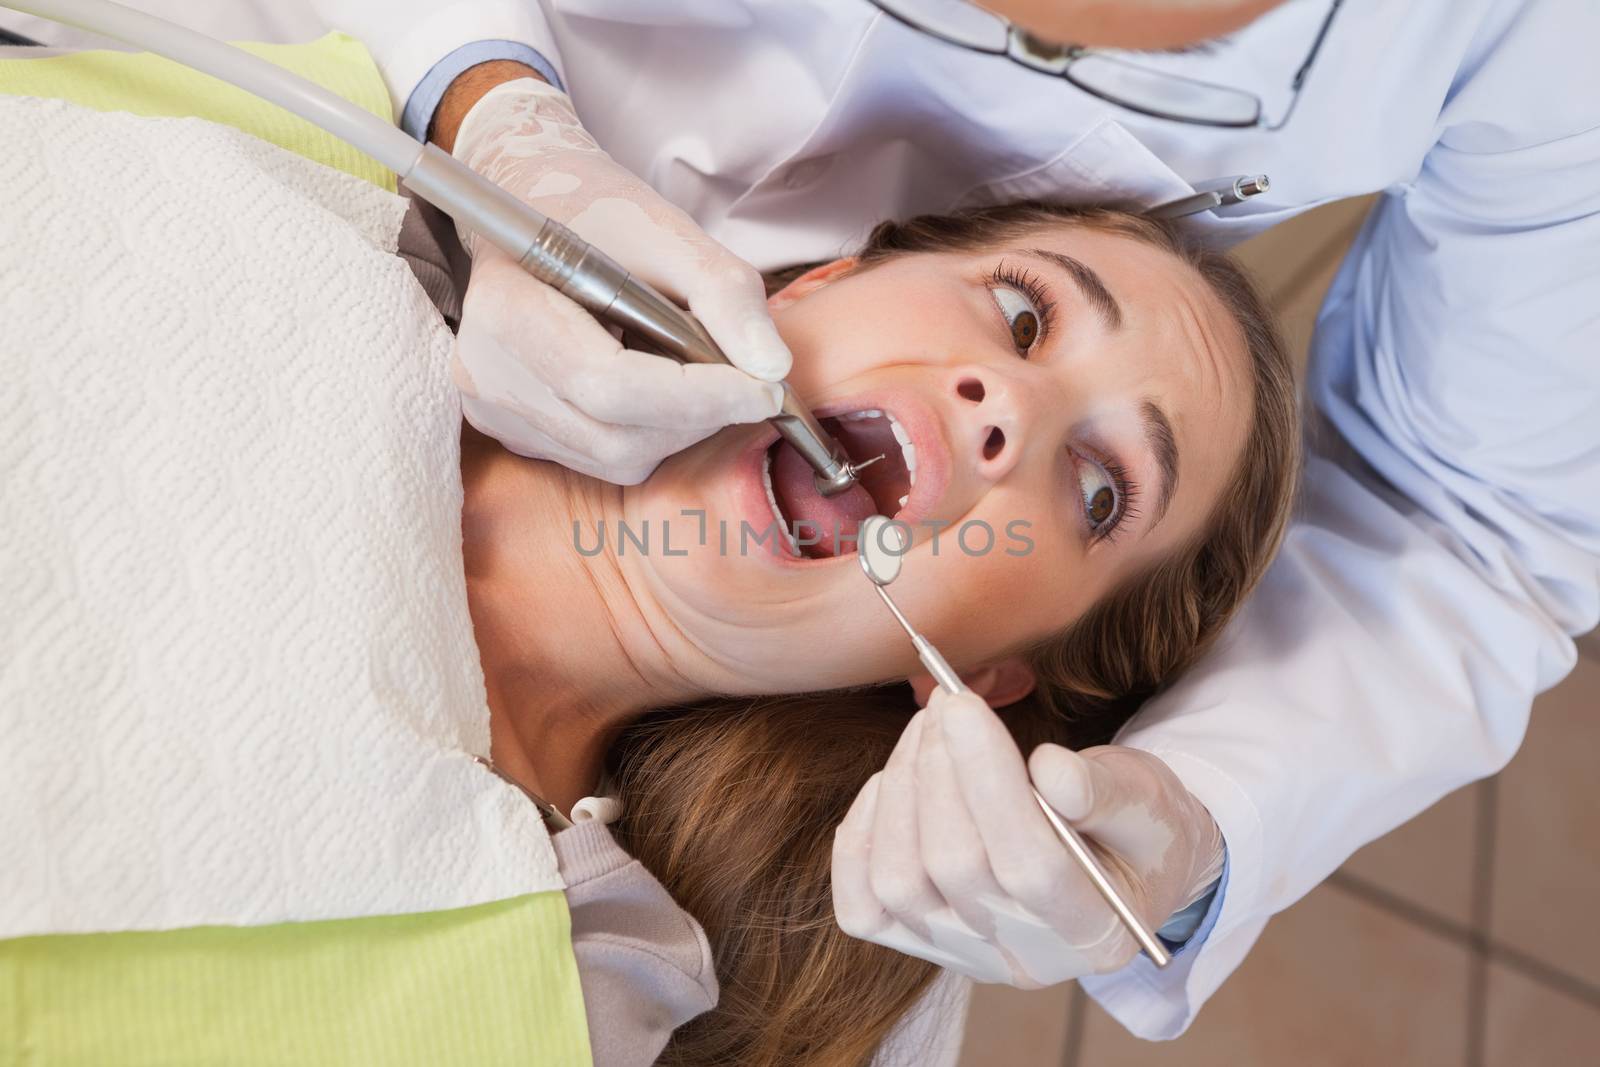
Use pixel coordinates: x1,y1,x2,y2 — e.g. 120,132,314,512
771,442,878,558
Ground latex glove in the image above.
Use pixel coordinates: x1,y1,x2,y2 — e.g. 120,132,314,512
831,688,1225,988
450,78,790,484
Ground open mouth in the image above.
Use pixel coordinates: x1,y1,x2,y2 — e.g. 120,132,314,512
760,408,916,559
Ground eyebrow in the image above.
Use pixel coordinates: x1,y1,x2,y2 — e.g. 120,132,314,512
1012,247,1176,526
1142,398,1180,527
1018,248,1123,331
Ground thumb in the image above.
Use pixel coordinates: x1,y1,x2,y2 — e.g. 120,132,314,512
684,263,794,382
1029,745,1171,866
1026,744,1115,822
1033,746,1223,912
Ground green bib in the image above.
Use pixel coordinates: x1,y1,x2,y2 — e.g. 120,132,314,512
0,892,593,1066
0,31,397,189
0,34,591,1065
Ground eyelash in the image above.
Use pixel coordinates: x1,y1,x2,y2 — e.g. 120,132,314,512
988,263,1057,357
1089,455,1141,543
985,261,1140,541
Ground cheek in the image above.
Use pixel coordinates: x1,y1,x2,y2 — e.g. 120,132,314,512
775,305,888,397
897,491,1099,665
625,442,785,624
774,274,966,394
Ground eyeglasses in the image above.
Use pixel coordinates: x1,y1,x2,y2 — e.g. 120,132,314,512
866,0,1343,130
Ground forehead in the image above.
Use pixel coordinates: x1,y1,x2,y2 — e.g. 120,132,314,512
1032,224,1243,370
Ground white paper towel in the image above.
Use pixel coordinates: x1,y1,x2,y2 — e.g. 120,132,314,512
0,97,563,937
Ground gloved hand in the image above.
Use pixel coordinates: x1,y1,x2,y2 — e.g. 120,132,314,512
831,687,1225,988
450,78,791,484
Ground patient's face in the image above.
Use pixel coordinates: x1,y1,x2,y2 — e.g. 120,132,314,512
625,224,1253,695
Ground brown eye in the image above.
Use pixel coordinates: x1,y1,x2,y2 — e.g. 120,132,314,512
1010,311,1039,352
1079,458,1127,537
990,286,1042,358
1087,485,1115,524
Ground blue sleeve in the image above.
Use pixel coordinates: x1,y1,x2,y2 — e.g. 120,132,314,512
400,40,566,143
1154,849,1228,958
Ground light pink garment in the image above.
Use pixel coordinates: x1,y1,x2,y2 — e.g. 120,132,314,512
552,821,718,1067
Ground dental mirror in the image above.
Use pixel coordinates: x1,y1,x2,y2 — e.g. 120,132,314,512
859,514,907,587
858,514,960,693
857,511,1174,969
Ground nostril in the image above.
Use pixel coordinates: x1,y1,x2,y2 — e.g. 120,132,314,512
957,378,986,403
982,427,1005,461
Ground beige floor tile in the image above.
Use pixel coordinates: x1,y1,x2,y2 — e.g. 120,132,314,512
1231,197,1372,378
1483,963,1600,1066
1230,196,1374,304
1491,655,1600,989
1074,883,1471,1067
956,981,1075,1067
1338,781,1482,927
1271,237,1352,379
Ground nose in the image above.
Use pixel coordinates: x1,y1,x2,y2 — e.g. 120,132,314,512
946,365,1027,483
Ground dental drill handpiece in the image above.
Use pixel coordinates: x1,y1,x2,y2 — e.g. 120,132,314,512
400,148,874,496
6,0,870,495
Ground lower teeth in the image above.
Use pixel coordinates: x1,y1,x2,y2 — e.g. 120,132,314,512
761,448,802,555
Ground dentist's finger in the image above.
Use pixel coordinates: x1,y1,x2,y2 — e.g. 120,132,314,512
868,711,945,938
682,259,794,382
469,265,783,429
565,347,785,429
1030,743,1194,873
915,701,1005,938
832,772,891,940
460,390,710,484
889,908,1011,985
456,365,622,470
935,689,1076,917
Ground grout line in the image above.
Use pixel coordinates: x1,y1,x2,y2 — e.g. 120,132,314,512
1060,983,1088,1067
1471,778,1499,943
1465,951,1488,1067
1464,779,1498,1067
1327,868,1600,1014
1488,942,1600,1013
1326,870,1478,948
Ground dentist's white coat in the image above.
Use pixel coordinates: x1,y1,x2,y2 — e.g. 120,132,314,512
328,0,1600,1040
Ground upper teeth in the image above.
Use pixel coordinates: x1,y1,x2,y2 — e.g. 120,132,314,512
839,408,917,488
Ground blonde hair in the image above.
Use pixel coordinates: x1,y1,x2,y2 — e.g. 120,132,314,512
610,203,1300,1066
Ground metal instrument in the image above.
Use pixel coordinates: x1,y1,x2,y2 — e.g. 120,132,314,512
1149,173,1271,219
9,0,870,498
474,183,876,495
